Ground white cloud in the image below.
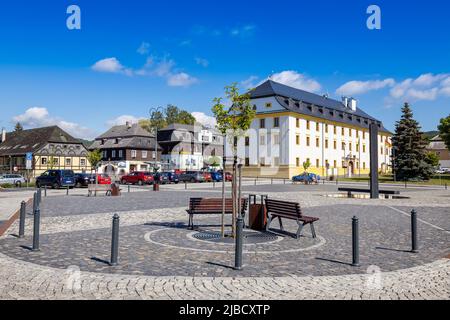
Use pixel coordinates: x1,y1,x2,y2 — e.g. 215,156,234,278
192,112,217,128
241,76,259,89
13,107,97,139
167,72,198,87
270,71,322,93
106,115,144,127
137,42,150,55
91,57,132,75
231,25,256,38
195,57,209,68
389,73,450,101
154,59,176,77
336,78,395,96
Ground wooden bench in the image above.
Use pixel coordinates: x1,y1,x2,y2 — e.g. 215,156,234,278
338,187,400,198
187,198,248,230
88,184,113,197
265,199,319,239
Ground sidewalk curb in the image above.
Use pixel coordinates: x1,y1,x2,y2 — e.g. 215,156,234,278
0,198,32,237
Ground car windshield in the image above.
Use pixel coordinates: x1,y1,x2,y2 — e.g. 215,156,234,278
62,171,74,177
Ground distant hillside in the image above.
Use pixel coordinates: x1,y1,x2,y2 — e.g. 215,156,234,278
79,139,94,148
423,131,439,141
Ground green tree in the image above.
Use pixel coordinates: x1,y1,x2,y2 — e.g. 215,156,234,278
438,114,450,150
212,83,256,237
139,105,196,133
425,152,440,168
14,122,23,132
303,159,311,173
392,103,434,181
87,150,102,184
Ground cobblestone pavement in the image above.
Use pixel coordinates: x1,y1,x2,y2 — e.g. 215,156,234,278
0,186,449,300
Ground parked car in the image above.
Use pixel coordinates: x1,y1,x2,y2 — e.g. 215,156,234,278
74,173,95,188
209,171,223,182
436,168,450,174
120,172,154,185
36,170,76,189
202,172,213,182
292,173,321,184
163,172,180,184
179,171,206,183
96,174,112,185
153,172,170,184
218,171,233,182
0,174,27,187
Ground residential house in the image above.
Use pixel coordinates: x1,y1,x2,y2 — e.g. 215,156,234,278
0,126,91,178
427,135,450,168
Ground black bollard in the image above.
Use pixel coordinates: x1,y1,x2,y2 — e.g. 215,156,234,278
32,208,41,252
185,181,187,190
128,185,130,193
110,214,120,266
37,188,42,206
66,186,69,196
19,201,26,238
234,215,244,270
44,185,47,197
32,192,37,213
352,216,360,267
411,210,418,253
271,178,273,185
254,178,257,186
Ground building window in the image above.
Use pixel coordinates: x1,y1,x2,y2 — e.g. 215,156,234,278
325,139,329,149
334,126,337,135
334,160,337,168
118,150,123,158
273,134,280,145
131,150,137,158
316,159,320,167
363,145,366,153
306,137,310,147
274,117,280,128
296,157,300,167
334,141,337,150
65,158,71,166
265,103,272,108
245,136,250,146
245,158,250,166
112,150,116,158
274,157,280,166
103,151,108,159
363,132,366,139
341,127,345,136
306,121,310,130
349,143,352,152
356,144,360,152
349,129,352,137
316,122,320,131
260,158,266,166
296,118,300,128
80,159,86,166
142,151,148,159
316,138,320,148
381,147,383,155
325,124,329,133
260,135,266,146
296,135,300,145
363,162,366,170
356,131,359,138
41,157,47,165
342,142,346,151
260,119,266,129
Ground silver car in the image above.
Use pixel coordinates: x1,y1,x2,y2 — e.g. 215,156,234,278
0,174,27,187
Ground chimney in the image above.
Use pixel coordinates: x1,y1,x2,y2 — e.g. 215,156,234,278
1,128,6,143
126,121,132,129
342,96,349,108
348,98,357,111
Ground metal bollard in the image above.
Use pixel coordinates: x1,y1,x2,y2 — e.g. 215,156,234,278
445,183,448,190
411,210,418,253
352,216,360,267
284,179,286,185
66,186,69,196
32,208,41,251
32,192,37,212
128,185,130,193
185,181,187,190
234,215,244,270
37,188,42,205
254,178,257,186
271,178,273,185
213,181,216,188
404,180,407,189
19,201,26,238
44,185,47,197
110,214,120,266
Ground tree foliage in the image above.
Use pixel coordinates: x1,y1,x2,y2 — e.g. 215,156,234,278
303,159,311,173
392,103,434,181
425,152,440,168
14,122,23,132
212,83,256,156
438,114,450,150
139,105,196,133
87,150,102,171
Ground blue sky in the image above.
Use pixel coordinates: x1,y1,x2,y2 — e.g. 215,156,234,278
0,0,449,139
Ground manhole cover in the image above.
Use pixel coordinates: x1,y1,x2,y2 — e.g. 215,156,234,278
192,230,279,244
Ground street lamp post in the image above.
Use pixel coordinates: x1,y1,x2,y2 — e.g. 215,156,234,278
149,106,164,177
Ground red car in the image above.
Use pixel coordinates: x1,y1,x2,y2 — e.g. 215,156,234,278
120,172,154,185
96,174,111,185
202,172,213,182
221,171,233,182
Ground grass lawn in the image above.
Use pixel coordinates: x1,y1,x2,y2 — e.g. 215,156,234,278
340,174,450,186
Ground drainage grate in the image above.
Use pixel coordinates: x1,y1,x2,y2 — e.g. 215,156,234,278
192,230,279,244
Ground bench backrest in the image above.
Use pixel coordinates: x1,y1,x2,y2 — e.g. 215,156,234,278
88,184,112,191
265,199,302,218
189,198,248,214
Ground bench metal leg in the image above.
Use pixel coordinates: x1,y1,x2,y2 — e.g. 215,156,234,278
189,214,194,230
310,223,317,239
296,222,304,239
278,217,284,232
266,216,275,232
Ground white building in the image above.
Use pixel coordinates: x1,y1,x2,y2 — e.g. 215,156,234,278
226,80,393,178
